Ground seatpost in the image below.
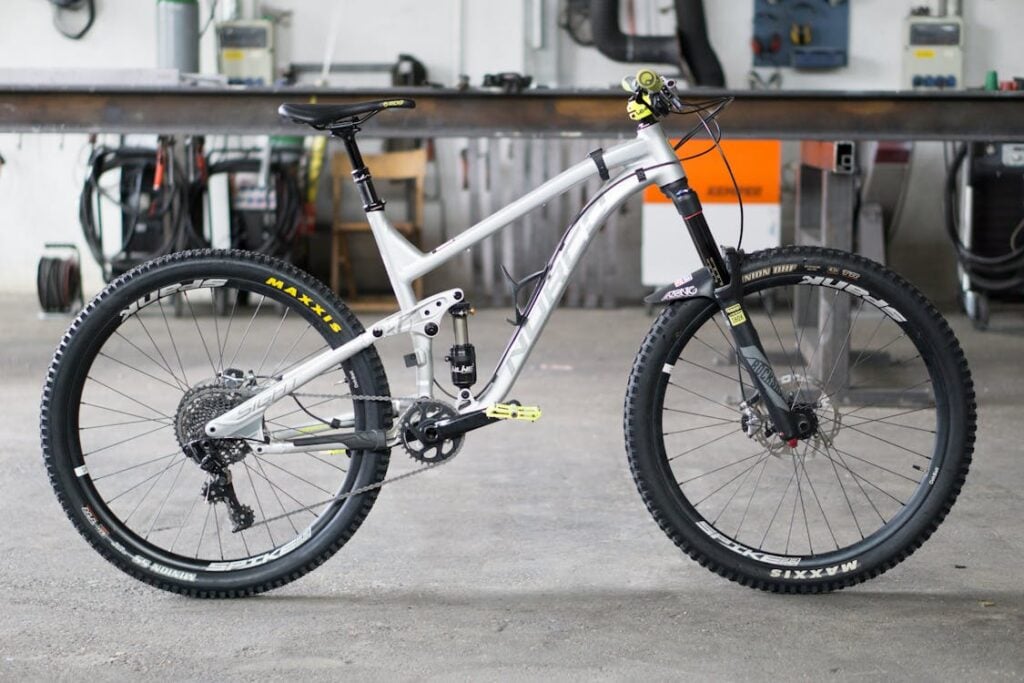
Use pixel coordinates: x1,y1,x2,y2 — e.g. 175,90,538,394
334,128,385,212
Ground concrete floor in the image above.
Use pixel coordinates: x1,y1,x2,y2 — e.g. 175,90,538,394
1,293,1023,681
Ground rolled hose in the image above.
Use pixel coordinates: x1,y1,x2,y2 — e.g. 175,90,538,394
943,143,1024,290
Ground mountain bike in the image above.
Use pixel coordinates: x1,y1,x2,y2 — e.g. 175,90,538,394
41,70,975,597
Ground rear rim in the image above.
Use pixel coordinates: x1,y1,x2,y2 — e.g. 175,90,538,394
652,270,948,568
59,269,379,574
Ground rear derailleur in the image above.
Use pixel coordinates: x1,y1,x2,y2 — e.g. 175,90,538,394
183,439,255,533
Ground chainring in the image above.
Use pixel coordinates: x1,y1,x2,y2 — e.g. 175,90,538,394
399,400,463,464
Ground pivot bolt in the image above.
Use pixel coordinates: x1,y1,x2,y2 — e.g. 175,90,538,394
424,323,439,336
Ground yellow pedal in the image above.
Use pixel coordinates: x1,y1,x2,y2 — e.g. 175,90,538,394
485,403,542,422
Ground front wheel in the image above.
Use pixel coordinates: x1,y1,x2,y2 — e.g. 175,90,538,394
625,247,975,592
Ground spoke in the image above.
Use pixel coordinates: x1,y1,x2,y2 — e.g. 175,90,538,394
144,458,188,540
273,343,331,379
157,297,190,387
123,451,180,524
785,456,801,554
841,378,933,420
218,288,239,373
227,294,267,370
195,501,212,559
667,427,739,463
827,406,935,433
91,451,179,481
797,451,840,551
243,462,276,547
666,380,737,415
301,451,349,474
759,467,797,549
79,415,173,430
252,454,334,495
829,444,922,483
256,307,290,377
183,291,219,377
826,441,865,539
735,452,771,539
795,288,840,408
114,330,187,391
97,351,183,392
680,357,748,384
84,422,172,457
269,323,313,378
841,423,932,461
213,502,225,561
822,296,866,392
847,314,887,376
792,453,813,555
848,330,907,376
663,419,734,437
758,289,800,382
245,460,318,522
250,459,301,533
170,485,202,553
105,456,185,504
86,377,174,420
693,452,770,508
679,451,762,486
812,437,902,511
663,407,736,422
688,331,737,367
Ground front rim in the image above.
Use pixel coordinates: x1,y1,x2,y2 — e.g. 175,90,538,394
651,269,947,569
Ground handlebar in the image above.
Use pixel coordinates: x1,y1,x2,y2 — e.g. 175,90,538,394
621,69,684,123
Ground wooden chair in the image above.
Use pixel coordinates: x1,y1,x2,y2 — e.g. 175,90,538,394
331,147,427,308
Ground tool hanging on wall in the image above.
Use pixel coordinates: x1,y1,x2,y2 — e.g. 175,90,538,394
49,0,96,40
751,0,848,70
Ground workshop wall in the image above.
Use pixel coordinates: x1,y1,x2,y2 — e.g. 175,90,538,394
2,0,1023,304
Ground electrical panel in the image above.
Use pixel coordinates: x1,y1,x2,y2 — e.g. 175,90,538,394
217,20,275,86
751,0,850,70
902,15,964,90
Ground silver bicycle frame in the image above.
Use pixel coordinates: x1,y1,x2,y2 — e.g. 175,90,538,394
206,123,685,445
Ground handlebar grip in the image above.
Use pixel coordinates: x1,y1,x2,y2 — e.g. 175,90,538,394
635,69,664,93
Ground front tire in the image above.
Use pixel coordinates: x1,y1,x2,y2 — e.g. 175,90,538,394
625,247,975,592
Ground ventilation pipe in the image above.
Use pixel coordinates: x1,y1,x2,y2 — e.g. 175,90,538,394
588,0,725,87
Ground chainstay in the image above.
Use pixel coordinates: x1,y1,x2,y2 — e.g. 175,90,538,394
249,392,453,529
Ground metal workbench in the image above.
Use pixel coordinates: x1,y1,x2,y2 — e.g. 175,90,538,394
1,85,1023,140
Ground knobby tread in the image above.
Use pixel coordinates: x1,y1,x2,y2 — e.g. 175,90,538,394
41,249,392,598
624,246,975,593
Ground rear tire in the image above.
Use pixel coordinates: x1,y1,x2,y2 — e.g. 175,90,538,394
42,249,392,597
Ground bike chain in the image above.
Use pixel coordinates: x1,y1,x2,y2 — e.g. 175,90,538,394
247,392,458,530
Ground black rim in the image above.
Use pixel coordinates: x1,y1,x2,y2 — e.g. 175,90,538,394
650,271,946,567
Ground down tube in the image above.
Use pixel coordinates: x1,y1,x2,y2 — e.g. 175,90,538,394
470,169,656,410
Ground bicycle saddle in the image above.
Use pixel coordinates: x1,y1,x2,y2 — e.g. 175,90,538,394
278,98,415,129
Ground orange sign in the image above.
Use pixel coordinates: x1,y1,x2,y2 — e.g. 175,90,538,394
643,139,781,205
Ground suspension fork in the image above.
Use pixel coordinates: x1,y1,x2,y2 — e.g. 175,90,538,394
661,179,803,441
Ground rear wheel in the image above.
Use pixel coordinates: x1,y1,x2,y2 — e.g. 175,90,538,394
42,249,391,597
625,247,975,592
